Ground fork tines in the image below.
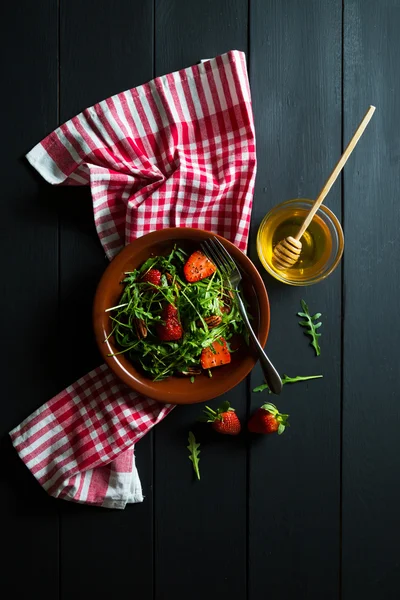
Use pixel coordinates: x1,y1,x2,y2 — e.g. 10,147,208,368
201,237,237,276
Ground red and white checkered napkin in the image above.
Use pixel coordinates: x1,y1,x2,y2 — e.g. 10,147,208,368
10,50,256,509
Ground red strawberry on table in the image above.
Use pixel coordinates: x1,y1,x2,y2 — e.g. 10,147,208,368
201,401,241,435
200,338,231,369
183,250,217,282
141,268,162,287
247,403,289,435
157,304,183,341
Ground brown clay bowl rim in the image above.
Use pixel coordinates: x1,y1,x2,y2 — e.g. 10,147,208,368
93,228,270,404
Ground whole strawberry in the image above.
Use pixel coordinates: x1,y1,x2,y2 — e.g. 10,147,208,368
157,303,183,341
247,403,289,435
141,268,162,287
201,401,241,435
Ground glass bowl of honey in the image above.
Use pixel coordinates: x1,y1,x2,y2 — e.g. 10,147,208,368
257,199,344,286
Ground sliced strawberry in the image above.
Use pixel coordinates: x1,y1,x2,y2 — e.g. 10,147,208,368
157,304,183,341
200,337,231,369
183,250,217,282
141,268,162,287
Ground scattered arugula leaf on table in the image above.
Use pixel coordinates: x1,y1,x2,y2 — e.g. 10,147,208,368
253,374,323,393
297,299,322,356
187,432,200,480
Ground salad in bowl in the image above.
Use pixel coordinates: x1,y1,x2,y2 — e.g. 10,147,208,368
105,245,248,382
93,228,269,404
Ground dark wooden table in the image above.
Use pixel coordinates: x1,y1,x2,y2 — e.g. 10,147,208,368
2,1,399,599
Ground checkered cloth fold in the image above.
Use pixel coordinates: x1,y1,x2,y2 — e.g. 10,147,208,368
10,50,256,508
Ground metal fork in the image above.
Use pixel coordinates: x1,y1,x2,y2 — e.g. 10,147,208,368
201,237,282,395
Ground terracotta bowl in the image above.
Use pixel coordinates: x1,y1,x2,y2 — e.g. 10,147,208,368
93,228,270,404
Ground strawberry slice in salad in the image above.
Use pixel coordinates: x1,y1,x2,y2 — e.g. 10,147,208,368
200,338,231,369
183,250,217,282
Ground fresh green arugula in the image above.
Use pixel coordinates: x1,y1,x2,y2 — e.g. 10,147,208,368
187,431,200,480
253,374,323,393
297,299,322,356
106,245,246,380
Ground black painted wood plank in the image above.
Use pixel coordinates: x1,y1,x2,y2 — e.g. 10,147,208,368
153,2,249,599
0,1,59,597
58,2,154,599
342,2,400,598
248,2,342,599
155,0,248,77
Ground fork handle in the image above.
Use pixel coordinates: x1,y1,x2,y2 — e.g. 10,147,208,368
236,295,283,395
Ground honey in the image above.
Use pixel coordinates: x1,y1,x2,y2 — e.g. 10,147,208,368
257,199,342,285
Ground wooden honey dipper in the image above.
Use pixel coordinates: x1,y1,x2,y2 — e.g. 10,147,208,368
273,105,376,270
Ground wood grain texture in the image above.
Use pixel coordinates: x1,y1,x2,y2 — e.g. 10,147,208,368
248,1,342,598
58,2,154,599
3,1,400,598
153,2,249,599
155,0,248,76
342,1,400,598
0,1,59,597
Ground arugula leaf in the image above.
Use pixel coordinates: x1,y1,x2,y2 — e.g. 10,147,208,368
139,256,159,274
253,374,323,393
281,374,323,385
297,299,322,356
187,431,200,480
253,383,270,393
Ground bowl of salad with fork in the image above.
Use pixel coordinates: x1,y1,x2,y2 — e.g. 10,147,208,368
93,227,270,404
